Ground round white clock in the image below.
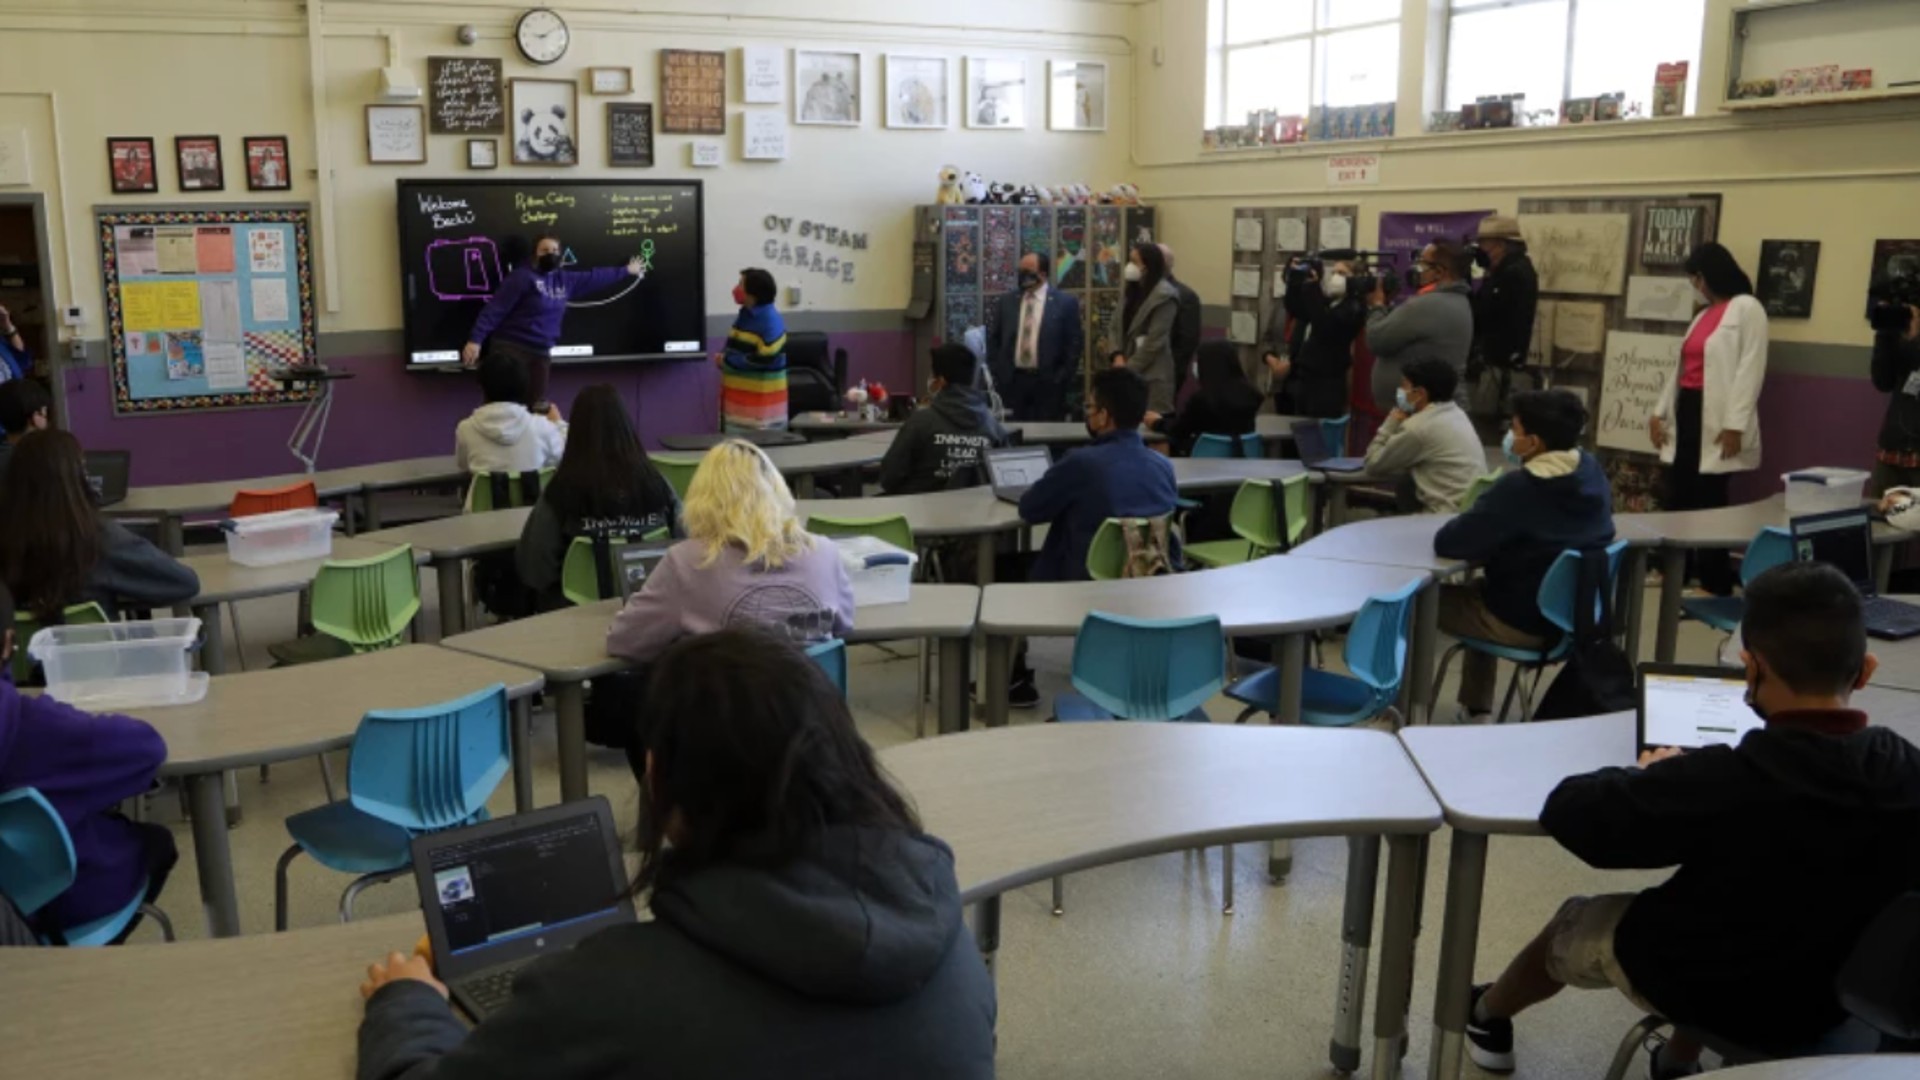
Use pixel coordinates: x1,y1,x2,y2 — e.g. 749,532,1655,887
515,8,569,66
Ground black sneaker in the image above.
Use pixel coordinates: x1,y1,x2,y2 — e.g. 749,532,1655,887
1465,984,1515,1073
1646,1039,1703,1080
1008,677,1040,710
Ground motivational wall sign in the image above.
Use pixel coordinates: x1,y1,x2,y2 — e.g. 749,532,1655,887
607,103,654,167
1598,331,1683,454
427,57,505,135
1520,213,1631,296
1641,205,1704,268
661,50,726,135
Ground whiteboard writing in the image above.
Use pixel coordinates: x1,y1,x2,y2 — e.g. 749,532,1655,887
1598,331,1682,454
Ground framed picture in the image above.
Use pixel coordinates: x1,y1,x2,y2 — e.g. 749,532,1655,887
607,103,653,167
510,78,579,165
1048,60,1107,132
365,105,426,164
794,49,861,126
106,137,157,194
467,138,498,170
243,136,291,191
174,135,224,191
885,55,950,129
588,67,632,95
1757,240,1820,319
965,57,1026,130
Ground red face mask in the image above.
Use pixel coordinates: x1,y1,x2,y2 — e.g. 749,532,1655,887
732,285,749,306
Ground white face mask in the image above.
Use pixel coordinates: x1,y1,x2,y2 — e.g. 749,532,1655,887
1323,273,1348,299
1123,262,1142,283
1694,286,1710,305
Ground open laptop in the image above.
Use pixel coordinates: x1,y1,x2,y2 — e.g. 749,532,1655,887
82,450,130,508
614,543,673,601
1288,420,1366,473
412,797,637,1021
1789,507,1920,640
986,445,1053,504
1638,663,1760,752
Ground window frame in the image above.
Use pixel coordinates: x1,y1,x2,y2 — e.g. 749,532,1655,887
1442,0,1702,116
1206,0,1402,127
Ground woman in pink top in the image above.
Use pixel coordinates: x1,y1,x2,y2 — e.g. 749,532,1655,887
1650,243,1770,595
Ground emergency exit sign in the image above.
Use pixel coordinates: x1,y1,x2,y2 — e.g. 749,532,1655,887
1327,154,1380,187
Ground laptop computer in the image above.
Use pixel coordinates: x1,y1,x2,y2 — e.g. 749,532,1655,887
412,797,637,1021
1288,421,1366,473
986,445,1053,504
1788,508,1920,640
82,450,130,508
1638,662,1760,752
615,543,673,601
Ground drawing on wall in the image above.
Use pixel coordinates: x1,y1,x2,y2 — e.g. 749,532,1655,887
1757,240,1821,319
1049,61,1107,132
1625,275,1698,323
1518,213,1631,295
966,57,1026,129
886,55,950,129
795,50,861,126
510,79,578,165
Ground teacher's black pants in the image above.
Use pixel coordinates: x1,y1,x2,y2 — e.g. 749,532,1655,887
1668,388,1736,596
486,338,552,407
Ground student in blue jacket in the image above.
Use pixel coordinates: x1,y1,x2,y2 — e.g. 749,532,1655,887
460,234,645,406
1433,389,1614,722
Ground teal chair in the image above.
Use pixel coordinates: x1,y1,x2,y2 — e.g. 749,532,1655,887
1191,433,1262,459
806,638,847,697
0,787,174,945
1680,527,1793,633
1320,415,1351,457
1225,579,1423,727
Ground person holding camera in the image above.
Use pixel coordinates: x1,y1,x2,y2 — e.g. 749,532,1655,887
1263,257,1365,419
1469,216,1539,409
1364,241,1475,414
1870,302,1920,497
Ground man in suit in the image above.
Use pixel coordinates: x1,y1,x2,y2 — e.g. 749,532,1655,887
989,251,1084,422
1160,244,1202,398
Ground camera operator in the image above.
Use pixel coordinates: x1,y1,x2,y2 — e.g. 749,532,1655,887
1870,302,1920,497
1262,256,1365,418
1469,216,1539,409
1364,240,1475,413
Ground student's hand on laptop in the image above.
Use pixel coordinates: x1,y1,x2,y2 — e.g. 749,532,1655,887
361,951,448,1001
1637,746,1685,768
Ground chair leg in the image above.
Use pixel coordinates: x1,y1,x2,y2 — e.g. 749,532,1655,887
1222,844,1235,915
227,601,249,673
1493,664,1524,725
274,844,305,932
340,868,409,923
1427,642,1465,718
1051,875,1064,916
1602,1015,1669,1080
139,903,176,943
915,639,931,739
317,754,338,802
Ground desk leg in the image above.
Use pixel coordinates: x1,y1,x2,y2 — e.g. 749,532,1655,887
939,633,971,735
1270,632,1307,881
1654,547,1685,663
974,894,1002,979
510,696,534,812
1426,831,1489,1080
1330,834,1381,1074
435,559,466,640
1408,587,1438,726
1328,484,1351,529
1876,545,1895,595
160,514,186,557
362,490,383,532
983,635,1011,729
186,772,242,938
556,682,589,803
1620,548,1648,664
1373,834,1424,1080
794,473,816,499
975,534,996,585
193,601,227,676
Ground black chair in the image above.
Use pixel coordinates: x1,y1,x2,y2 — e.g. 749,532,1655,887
785,332,846,418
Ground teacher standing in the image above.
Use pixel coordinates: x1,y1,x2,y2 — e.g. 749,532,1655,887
462,234,645,405
1650,242,1769,596
1109,241,1179,415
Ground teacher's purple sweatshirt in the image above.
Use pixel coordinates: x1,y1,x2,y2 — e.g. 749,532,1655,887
469,265,632,351
605,537,855,664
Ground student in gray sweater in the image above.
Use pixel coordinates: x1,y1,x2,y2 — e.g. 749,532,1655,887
1364,357,1490,513
1365,240,1476,413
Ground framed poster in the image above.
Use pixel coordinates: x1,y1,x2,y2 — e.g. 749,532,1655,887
509,79,578,165
1640,204,1704,267
1048,60,1107,132
427,56,505,135
659,49,726,135
885,55,949,129
107,137,158,194
467,138,498,170
365,105,426,164
742,110,789,160
607,103,654,167
588,67,633,95
795,50,860,126
965,57,1026,129
742,46,784,104
174,135,224,191
243,136,291,192
1757,240,1820,319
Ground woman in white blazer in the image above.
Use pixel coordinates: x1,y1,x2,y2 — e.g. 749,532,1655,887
1649,243,1768,595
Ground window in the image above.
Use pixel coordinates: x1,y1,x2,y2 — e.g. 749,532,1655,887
1444,0,1706,119
1205,0,1401,127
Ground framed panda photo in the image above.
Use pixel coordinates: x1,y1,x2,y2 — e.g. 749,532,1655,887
510,78,579,166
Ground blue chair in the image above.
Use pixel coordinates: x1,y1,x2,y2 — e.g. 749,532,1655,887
1320,415,1351,457
1430,541,1630,724
1225,579,1423,727
1191,433,1262,459
1679,527,1793,633
0,787,174,945
806,638,848,697
273,684,511,930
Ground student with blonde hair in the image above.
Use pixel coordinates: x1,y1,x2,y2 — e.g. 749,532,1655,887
606,439,853,664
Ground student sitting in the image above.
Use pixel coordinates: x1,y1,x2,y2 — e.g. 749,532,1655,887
1433,390,1612,722
0,430,198,621
0,580,175,942
516,385,682,611
1465,562,1920,1077
453,352,567,478
717,268,789,433
1362,357,1487,513
879,343,1009,495
605,439,852,665
356,627,997,1079
1145,340,1262,458
0,376,51,475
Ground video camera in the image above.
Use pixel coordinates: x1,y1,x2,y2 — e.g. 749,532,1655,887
1283,249,1401,301
1869,260,1920,333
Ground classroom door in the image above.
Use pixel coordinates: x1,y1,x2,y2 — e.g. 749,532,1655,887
0,201,53,397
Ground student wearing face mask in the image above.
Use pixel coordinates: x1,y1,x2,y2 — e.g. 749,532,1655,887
1468,216,1540,407
987,251,1083,422
1364,241,1476,415
1109,242,1181,415
716,268,790,432
1362,357,1487,513
461,234,646,405
1264,258,1367,418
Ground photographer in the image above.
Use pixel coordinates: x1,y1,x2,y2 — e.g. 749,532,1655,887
1469,216,1539,410
1365,241,1475,413
1870,302,1920,497
1262,257,1365,419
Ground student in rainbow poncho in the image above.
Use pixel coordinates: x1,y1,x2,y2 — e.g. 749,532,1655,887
716,268,788,432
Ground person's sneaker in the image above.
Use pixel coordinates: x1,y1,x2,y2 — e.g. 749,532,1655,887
1646,1039,1703,1080
1008,676,1041,711
1465,984,1516,1073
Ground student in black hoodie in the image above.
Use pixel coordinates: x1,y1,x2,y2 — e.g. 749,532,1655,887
1146,339,1263,457
879,343,1010,495
356,627,997,1080
1465,562,1920,1077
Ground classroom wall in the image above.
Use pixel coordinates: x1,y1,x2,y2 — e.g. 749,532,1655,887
0,0,1134,482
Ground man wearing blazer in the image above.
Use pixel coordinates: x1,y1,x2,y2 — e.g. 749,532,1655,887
989,251,1085,422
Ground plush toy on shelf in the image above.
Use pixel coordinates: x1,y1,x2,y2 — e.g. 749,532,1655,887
1107,182,1141,206
963,170,988,204
985,181,1019,205
1015,184,1042,205
936,165,966,205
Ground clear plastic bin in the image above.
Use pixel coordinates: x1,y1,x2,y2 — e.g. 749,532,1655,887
223,508,339,567
28,618,207,709
831,535,918,608
1783,467,1870,516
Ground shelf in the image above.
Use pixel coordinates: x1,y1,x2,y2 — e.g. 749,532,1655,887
1723,86,1920,111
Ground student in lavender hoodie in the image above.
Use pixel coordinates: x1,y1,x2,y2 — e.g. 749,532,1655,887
0,579,175,943
459,233,645,406
606,439,854,666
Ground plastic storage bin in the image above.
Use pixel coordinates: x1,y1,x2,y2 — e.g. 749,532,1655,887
831,535,918,607
1783,467,1870,516
223,508,339,567
28,618,208,709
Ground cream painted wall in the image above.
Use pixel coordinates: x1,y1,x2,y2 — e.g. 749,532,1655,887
1132,0,1920,352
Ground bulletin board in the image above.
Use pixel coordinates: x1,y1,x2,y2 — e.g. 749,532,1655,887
1226,204,1359,386
97,205,318,415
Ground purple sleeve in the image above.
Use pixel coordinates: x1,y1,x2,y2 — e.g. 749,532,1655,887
827,545,856,639
1,693,165,816
604,548,689,664
468,269,532,346
564,265,633,298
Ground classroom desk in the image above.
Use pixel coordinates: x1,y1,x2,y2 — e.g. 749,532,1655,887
761,431,895,497
134,645,544,939
362,508,533,638
1006,421,1169,446
799,488,1024,585
1169,457,1308,492
880,723,1443,1078
1867,598,1920,692
790,410,901,436
181,537,413,675
113,474,366,555
658,429,807,451
440,586,983,803
1712,1059,1920,1079
323,455,465,529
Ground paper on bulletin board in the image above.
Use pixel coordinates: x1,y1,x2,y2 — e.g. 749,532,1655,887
1552,301,1608,354
1528,300,1557,366
155,228,198,274
1229,310,1258,344
120,282,165,332
250,277,290,323
1319,217,1353,251
1518,213,1630,295
248,228,285,274
1231,267,1261,298
1598,331,1683,454
196,227,235,274
1272,218,1308,253
119,229,158,277
126,331,162,356
200,280,241,343
1234,218,1263,252
157,281,201,329
203,343,247,391
164,330,204,380
1625,275,1697,323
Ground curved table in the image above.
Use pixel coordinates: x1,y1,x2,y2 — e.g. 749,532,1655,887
790,410,901,437
761,431,896,496
361,508,534,637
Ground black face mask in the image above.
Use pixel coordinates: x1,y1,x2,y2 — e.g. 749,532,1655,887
1745,666,1768,722
536,253,561,273
1018,271,1042,291
1473,248,1492,270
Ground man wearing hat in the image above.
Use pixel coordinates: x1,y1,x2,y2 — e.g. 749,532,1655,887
1471,214,1540,411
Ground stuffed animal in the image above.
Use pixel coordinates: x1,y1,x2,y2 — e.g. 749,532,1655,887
986,181,1018,205
963,171,988,204
1015,184,1041,206
1034,186,1056,205
1075,183,1095,205
936,166,966,205
1108,182,1141,206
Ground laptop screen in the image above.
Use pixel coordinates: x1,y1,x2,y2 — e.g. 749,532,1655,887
427,809,626,957
987,447,1050,489
1791,509,1874,592
1639,665,1760,751
616,544,672,601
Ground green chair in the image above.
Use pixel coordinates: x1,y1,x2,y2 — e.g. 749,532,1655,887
650,455,700,500
269,545,421,667
805,513,931,737
466,468,554,512
1458,471,1503,511
1182,475,1311,569
560,528,670,606
11,603,109,686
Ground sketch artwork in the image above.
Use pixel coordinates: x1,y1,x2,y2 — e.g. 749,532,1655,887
966,58,1026,129
511,79,578,165
886,55,949,129
796,50,861,126
1049,61,1107,132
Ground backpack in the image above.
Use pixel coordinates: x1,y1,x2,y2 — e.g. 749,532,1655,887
1533,545,1635,720
1118,516,1176,579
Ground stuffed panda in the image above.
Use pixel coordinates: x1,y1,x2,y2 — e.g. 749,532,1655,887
517,104,576,164
986,181,1018,205
1015,184,1041,206
963,171,988,204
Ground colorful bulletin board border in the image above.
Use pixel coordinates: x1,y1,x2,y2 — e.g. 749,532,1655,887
97,204,319,415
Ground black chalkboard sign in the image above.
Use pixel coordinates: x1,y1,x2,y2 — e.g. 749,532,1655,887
607,103,654,168
428,57,505,135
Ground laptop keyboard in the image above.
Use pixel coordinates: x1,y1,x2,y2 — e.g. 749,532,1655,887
459,961,533,1016
1863,596,1920,638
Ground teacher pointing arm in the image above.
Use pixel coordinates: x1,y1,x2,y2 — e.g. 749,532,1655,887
462,233,644,404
